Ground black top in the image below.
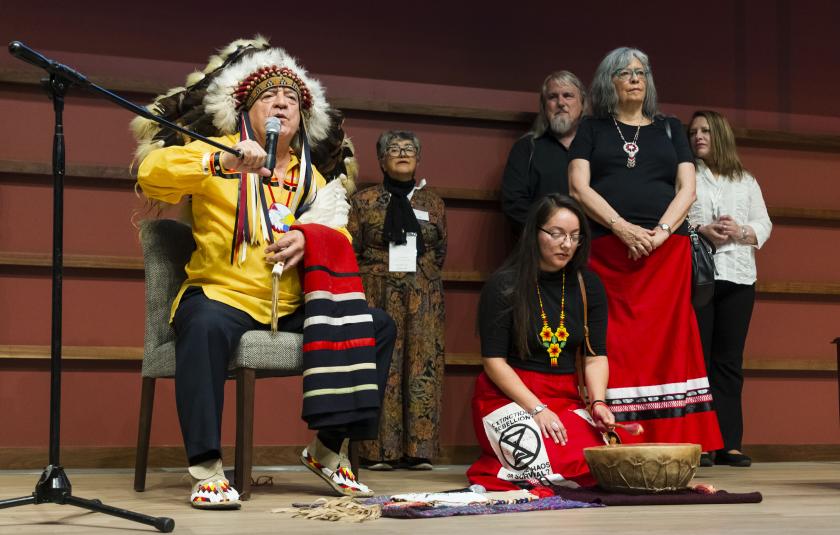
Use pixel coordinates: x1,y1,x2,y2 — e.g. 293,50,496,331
501,132,570,232
479,267,608,374
569,116,693,238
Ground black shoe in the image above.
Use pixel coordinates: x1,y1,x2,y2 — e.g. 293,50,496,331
699,453,714,467
715,451,752,467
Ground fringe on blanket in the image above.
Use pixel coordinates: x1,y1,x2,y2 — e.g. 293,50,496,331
271,497,382,522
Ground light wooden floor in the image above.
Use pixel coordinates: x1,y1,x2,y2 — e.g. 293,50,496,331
0,462,838,534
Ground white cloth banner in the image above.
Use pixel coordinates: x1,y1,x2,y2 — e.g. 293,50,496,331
482,402,568,485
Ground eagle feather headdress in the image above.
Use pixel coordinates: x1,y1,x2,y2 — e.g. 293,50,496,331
131,36,356,263
131,35,330,163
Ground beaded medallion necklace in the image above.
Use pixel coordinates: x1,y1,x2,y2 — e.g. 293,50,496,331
612,117,641,168
537,271,569,367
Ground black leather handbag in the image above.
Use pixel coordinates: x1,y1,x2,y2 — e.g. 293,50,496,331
689,225,716,308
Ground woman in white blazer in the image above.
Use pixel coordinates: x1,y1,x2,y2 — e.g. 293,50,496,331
688,110,772,468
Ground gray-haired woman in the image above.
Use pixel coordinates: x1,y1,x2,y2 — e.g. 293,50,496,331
347,130,447,470
568,47,724,454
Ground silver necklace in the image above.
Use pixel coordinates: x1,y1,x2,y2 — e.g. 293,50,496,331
612,117,641,168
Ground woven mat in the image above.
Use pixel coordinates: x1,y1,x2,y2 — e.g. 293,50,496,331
552,486,763,506
365,495,601,519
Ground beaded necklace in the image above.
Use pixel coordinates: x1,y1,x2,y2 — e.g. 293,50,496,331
537,271,569,367
612,116,641,168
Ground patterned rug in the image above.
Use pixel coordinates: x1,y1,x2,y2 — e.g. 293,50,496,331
365,494,601,519
552,486,763,506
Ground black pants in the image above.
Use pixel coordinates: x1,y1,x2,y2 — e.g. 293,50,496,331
173,286,395,464
694,280,755,452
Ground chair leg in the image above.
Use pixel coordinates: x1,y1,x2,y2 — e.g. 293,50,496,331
235,368,256,500
348,440,360,476
134,377,156,492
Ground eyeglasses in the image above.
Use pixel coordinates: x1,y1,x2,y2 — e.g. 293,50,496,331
539,228,582,244
386,145,417,157
613,68,647,81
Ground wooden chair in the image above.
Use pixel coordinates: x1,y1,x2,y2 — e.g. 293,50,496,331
133,219,357,500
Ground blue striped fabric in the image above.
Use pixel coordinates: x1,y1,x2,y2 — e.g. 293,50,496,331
294,224,381,429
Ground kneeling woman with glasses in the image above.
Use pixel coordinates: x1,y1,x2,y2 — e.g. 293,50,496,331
467,194,613,490
348,130,447,470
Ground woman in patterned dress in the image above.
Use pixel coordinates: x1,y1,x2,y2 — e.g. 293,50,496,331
348,130,447,470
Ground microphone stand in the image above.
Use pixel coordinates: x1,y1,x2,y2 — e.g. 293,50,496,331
0,40,246,533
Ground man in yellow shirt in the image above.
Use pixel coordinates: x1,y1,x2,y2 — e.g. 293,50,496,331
134,37,394,509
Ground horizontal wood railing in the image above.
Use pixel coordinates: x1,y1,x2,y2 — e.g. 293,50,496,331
356,182,840,225
0,251,143,270
3,160,839,226
0,344,144,360
0,159,133,182
445,352,837,372
1,344,835,372
4,70,840,152
1,251,839,299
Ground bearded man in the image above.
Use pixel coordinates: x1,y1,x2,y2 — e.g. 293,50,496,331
501,71,587,234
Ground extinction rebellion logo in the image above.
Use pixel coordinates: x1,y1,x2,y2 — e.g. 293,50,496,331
498,423,541,470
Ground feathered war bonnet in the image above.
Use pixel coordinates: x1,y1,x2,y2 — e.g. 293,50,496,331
203,45,331,149
131,36,333,264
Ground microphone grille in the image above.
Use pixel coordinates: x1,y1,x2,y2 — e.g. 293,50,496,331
265,117,281,134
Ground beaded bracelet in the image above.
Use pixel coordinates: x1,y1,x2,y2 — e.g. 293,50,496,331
590,399,608,410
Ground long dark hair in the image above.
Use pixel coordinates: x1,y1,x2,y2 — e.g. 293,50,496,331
496,194,591,359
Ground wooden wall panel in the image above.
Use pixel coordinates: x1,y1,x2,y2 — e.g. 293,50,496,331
6,1,839,119
441,206,512,272
0,276,52,345
442,289,481,354
0,183,145,255
7,363,836,449
343,114,522,190
742,376,840,444
0,365,483,448
740,147,840,210
755,226,840,283
0,88,137,166
1,2,839,459
0,275,145,346
438,371,480,446
0,368,51,447
745,301,840,361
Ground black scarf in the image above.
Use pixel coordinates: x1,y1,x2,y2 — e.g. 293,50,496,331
382,174,425,255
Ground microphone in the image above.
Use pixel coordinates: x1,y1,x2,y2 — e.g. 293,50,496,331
8,41,88,85
264,117,281,173
8,41,51,70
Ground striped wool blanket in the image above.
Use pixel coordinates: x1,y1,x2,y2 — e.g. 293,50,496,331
294,223,381,430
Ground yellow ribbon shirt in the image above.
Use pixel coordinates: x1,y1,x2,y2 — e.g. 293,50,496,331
137,135,349,324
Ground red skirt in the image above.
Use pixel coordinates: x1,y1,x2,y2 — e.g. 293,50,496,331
589,234,723,451
466,368,605,491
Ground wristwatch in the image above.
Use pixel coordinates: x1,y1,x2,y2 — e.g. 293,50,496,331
657,223,672,235
530,403,548,416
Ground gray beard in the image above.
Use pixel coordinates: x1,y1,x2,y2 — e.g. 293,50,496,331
549,114,574,136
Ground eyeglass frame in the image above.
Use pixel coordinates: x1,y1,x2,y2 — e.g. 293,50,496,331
385,144,418,158
539,227,583,244
612,68,647,81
